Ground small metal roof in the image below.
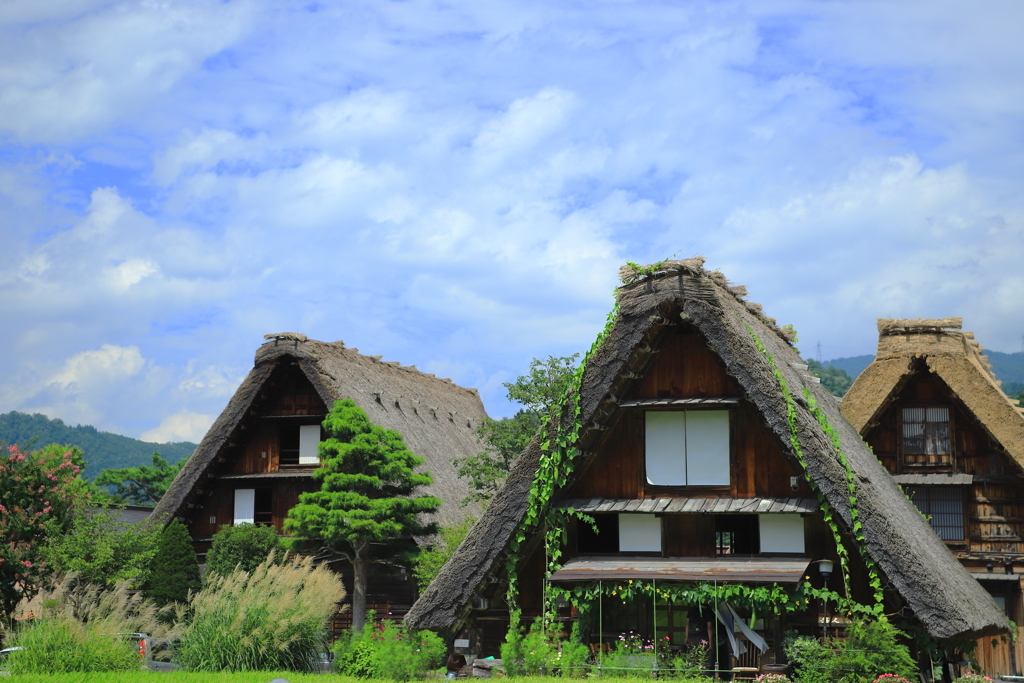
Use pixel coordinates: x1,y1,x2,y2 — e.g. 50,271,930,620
892,473,974,485
549,556,812,584
968,572,1021,583
217,471,315,480
558,497,818,515
620,397,742,407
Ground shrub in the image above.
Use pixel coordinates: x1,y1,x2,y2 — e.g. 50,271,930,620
784,634,831,683
500,620,525,677
334,617,445,680
552,623,591,678
205,523,285,577
174,553,344,672
785,618,917,683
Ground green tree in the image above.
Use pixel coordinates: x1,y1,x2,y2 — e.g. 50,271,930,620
807,359,855,398
284,399,441,633
0,443,92,625
43,505,160,588
205,522,285,576
143,518,201,605
94,453,183,505
455,354,579,505
411,516,476,591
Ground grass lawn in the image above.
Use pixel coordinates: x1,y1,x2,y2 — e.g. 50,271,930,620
4,674,371,683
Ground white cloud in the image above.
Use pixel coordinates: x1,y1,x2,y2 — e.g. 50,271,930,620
0,0,256,143
49,344,145,389
140,411,214,444
2,0,1024,434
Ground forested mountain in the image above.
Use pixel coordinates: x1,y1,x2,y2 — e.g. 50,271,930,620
820,354,874,380
0,411,195,478
822,350,1024,398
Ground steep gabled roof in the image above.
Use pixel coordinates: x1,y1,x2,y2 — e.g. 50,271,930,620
152,337,488,529
405,260,1008,641
843,319,1024,470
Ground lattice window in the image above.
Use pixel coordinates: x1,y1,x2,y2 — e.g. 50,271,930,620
902,406,951,465
905,485,964,541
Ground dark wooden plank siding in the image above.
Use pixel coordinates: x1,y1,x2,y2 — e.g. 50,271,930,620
664,514,715,557
635,331,743,400
569,413,642,499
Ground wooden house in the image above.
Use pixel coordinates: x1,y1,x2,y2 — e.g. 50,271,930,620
151,333,487,625
842,318,1024,677
405,260,1008,678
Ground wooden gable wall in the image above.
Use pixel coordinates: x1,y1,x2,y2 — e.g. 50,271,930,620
186,363,327,541
862,369,1024,558
567,327,809,501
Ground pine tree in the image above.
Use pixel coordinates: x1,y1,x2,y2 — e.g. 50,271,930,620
144,518,201,605
284,399,441,633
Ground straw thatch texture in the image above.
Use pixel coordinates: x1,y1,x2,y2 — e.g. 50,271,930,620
152,338,488,530
844,320,1024,473
405,264,1008,641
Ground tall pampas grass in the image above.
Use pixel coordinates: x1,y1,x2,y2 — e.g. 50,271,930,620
174,552,345,672
3,574,178,674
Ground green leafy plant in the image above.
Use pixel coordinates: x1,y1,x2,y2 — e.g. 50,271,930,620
43,504,159,589
334,616,445,680
204,522,285,577
784,618,916,683
368,619,446,681
456,355,579,506
552,622,591,678
95,453,184,505
173,553,344,672
412,516,476,591
0,443,93,624
521,621,557,675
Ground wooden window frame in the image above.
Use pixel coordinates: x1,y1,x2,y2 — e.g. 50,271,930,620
640,407,734,493
904,485,966,542
898,403,955,471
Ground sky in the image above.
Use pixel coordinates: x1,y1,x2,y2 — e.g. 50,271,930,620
2,0,1023,445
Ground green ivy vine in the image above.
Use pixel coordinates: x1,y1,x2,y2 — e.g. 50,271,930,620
505,301,619,642
742,318,884,614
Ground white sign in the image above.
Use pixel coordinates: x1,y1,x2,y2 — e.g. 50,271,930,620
454,639,470,648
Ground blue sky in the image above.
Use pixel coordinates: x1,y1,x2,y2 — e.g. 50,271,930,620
2,0,1023,444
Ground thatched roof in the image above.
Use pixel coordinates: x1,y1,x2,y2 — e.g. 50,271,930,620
843,319,1024,470
152,337,488,530
405,260,1009,641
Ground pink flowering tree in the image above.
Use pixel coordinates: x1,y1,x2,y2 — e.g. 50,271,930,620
0,443,91,624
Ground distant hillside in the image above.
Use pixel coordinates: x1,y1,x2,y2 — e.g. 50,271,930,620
821,355,874,380
0,411,195,478
823,350,1024,397
984,350,1024,389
